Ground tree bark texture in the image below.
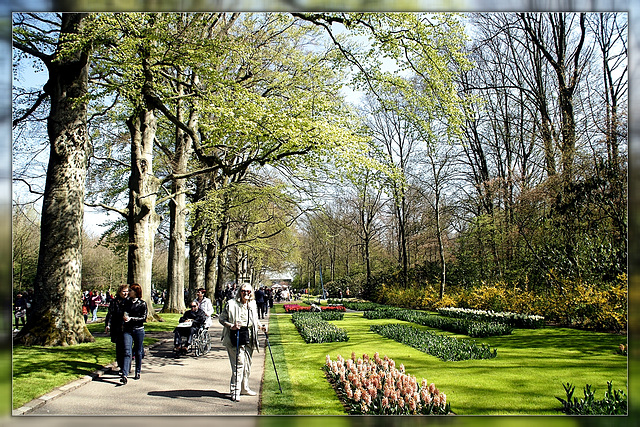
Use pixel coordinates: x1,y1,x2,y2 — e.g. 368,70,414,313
16,13,94,346
164,102,193,313
126,108,162,320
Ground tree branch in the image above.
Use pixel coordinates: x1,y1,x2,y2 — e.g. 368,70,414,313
84,201,128,218
12,91,48,127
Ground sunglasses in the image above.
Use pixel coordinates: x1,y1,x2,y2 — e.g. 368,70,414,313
241,290,252,294
191,305,197,308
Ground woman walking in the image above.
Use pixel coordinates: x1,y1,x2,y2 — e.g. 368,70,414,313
219,283,266,401
121,283,147,384
104,284,128,375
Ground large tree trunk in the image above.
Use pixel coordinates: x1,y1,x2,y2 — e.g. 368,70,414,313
163,87,193,313
215,220,230,292
165,180,188,312
126,108,162,321
188,174,208,298
16,13,93,346
206,241,219,297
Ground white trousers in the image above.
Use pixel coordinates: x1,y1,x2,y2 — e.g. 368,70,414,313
227,344,254,397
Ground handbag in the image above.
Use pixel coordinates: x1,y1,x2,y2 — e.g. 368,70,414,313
231,326,250,345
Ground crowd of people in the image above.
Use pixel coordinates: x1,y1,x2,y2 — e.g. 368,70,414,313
14,281,291,401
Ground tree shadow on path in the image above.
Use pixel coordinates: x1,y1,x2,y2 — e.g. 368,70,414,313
148,389,229,400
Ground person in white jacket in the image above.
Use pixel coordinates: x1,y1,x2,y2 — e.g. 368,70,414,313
219,283,266,401
194,288,214,327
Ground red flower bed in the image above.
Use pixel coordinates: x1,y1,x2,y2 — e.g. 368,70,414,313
284,304,309,313
283,304,346,313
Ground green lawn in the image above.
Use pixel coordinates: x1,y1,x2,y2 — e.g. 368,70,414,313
261,307,627,415
12,305,628,415
12,311,181,409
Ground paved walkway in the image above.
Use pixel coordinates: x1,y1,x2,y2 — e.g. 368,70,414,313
15,315,269,416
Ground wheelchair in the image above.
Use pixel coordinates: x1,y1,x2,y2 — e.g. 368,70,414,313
174,325,211,357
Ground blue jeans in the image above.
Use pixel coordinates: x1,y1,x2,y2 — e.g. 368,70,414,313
91,306,98,321
122,327,145,377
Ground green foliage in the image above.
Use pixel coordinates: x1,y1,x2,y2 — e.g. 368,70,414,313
291,312,349,343
370,323,497,361
438,307,545,329
359,271,626,332
12,204,40,291
341,301,385,311
556,381,627,415
365,307,513,338
261,308,627,415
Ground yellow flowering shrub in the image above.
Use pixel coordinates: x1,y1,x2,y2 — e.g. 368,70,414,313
371,276,626,332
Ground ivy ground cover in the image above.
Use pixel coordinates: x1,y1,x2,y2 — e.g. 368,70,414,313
260,306,627,415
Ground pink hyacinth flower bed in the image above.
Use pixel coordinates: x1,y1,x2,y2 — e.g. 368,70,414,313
283,304,346,313
324,352,452,415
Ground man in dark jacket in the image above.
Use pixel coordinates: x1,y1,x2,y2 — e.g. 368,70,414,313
254,287,265,319
174,302,207,352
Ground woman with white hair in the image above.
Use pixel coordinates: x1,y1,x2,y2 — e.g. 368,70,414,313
219,283,266,401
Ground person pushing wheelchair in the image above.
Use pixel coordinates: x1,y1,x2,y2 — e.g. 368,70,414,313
174,301,207,353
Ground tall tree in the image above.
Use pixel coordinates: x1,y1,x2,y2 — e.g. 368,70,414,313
13,13,94,345
519,12,589,188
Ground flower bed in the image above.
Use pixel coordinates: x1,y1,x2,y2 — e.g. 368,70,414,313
370,323,497,361
291,312,349,343
324,352,451,415
438,307,545,328
342,301,385,311
365,307,513,337
284,304,346,313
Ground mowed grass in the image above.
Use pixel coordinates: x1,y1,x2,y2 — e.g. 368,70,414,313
260,306,627,415
12,310,181,409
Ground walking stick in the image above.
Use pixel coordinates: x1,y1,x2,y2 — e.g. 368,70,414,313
235,327,240,400
263,330,282,393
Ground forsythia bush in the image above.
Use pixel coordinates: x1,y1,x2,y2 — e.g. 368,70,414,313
540,275,627,332
373,276,626,332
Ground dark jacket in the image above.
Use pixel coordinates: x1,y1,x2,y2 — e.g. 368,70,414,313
14,295,27,312
122,298,147,332
178,308,207,329
105,297,126,342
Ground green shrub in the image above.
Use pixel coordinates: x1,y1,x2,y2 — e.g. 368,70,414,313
342,301,385,311
556,381,627,415
319,311,345,321
291,312,349,343
438,307,545,328
370,323,497,361
365,307,512,338
361,272,626,332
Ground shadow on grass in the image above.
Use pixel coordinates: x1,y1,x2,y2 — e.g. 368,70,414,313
12,343,115,379
484,327,626,355
260,313,298,415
